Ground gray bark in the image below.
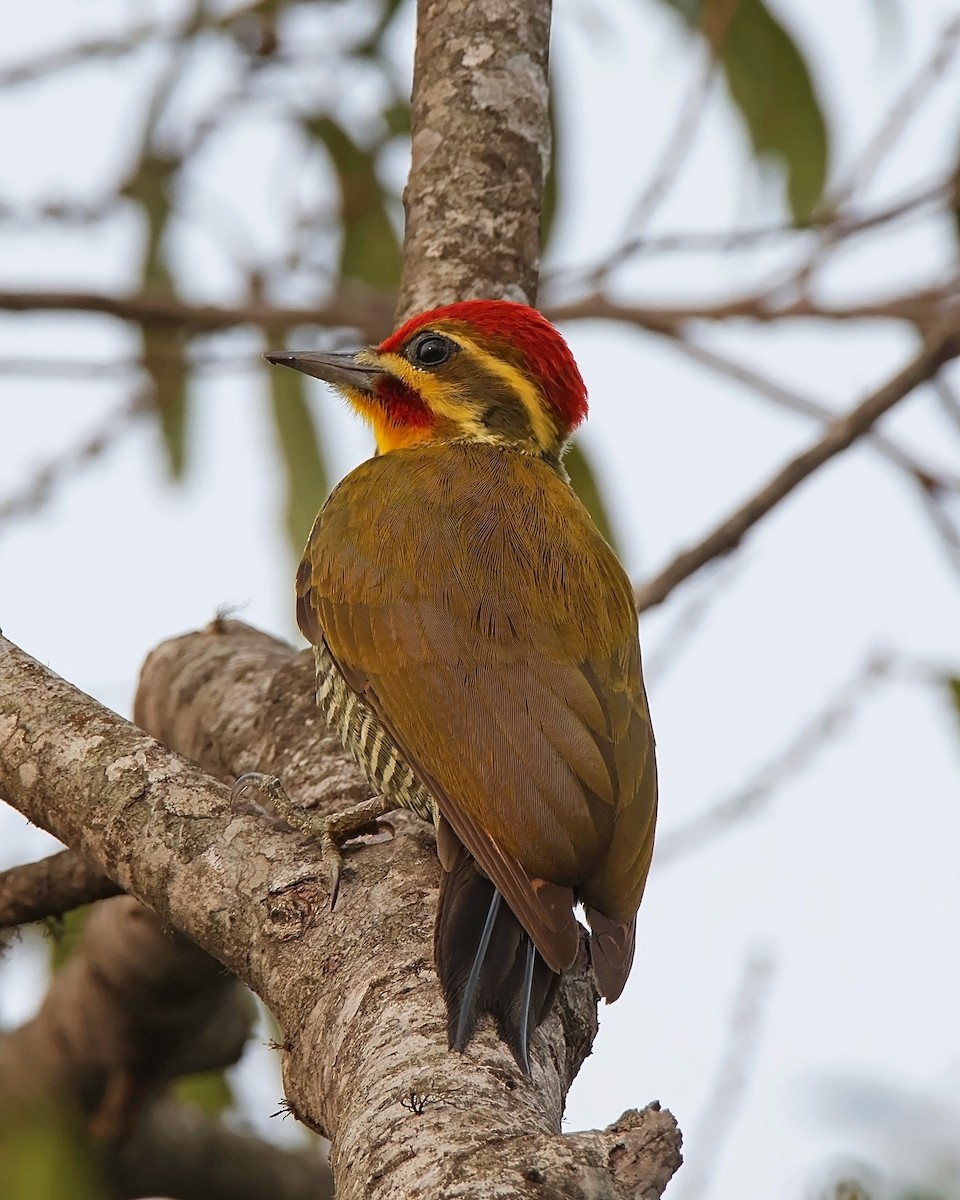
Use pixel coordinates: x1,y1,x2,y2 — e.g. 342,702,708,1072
0,623,681,1198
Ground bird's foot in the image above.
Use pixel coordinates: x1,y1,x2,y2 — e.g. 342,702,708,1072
231,773,391,908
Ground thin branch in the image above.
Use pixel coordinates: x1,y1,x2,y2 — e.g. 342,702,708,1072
0,24,171,88
0,851,120,928
654,655,893,866
0,289,393,339
3,280,954,343
656,327,960,489
829,17,960,210
644,559,744,685
621,15,726,237
0,198,120,226
0,392,151,539
0,0,270,89
634,325,960,612
546,178,950,291
672,953,776,1200
935,374,960,437
773,18,960,298
549,281,960,333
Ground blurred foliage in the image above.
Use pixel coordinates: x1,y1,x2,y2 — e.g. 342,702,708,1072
173,1067,235,1115
43,904,92,972
948,677,960,728
307,116,402,289
0,1097,107,1200
565,442,620,555
80,0,842,556
0,0,858,554
660,0,828,220
269,355,331,550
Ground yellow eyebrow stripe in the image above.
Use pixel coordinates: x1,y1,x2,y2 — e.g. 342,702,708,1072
453,335,555,451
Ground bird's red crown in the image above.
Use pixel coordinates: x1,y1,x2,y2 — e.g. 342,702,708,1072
380,300,588,435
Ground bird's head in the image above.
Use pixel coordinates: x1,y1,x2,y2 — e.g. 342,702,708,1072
266,300,587,459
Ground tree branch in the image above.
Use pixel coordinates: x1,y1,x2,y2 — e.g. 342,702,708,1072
0,622,681,1199
105,1099,333,1200
634,325,960,612
0,289,394,340
0,850,120,928
397,0,553,316
548,283,960,333
0,894,252,1141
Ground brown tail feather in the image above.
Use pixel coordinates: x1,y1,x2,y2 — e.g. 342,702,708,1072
585,908,636,1002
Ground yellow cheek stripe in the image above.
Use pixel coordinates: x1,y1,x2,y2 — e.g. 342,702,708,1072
452,336,556,452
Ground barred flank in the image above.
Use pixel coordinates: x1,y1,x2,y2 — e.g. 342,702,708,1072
313,643,436,824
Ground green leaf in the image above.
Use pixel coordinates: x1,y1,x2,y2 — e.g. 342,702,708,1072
660,0,829,221
307,117,402,289
144,325,189,479
172,1069,234,1115
0,1097,107,1200
268,363,330,557
44,904,92,971
948,678,960,730
123,152,191,477
565,441,620,555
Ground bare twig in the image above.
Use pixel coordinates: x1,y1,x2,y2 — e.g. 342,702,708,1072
0,198,120,226
0,392,152,538
545,179,950,294
935,374,960,437
829,17,960,210
653,327,960,492
549,281,960,333
0,851,120,929
621,26,724,237
672,953,776,1200
0,0,269,89
654,655,893,866
2,280,956,338
644,559,743,685
0,24,171,88
634,325,960,612
0,289,393,339
773,18,960,298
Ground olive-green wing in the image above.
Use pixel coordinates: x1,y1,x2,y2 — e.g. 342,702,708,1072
298,447,656,982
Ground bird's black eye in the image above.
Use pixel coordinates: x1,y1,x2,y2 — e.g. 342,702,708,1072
409,333,456,369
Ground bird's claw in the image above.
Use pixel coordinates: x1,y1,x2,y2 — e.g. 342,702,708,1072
230,774,390,909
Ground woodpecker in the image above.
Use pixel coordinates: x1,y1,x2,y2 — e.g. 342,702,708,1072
263,300,657,1072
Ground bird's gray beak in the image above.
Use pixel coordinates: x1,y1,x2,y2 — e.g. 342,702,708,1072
263,349,382,394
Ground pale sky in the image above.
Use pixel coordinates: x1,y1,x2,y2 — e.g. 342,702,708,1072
2,1,960,1197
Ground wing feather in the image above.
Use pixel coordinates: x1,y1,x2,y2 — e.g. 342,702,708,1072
300,444,657,981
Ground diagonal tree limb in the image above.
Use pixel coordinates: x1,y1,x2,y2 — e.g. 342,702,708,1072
0,894,253,1142
105,1099,333,1200
0,850,120,928
0,621,681,1199
634,324,960,612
